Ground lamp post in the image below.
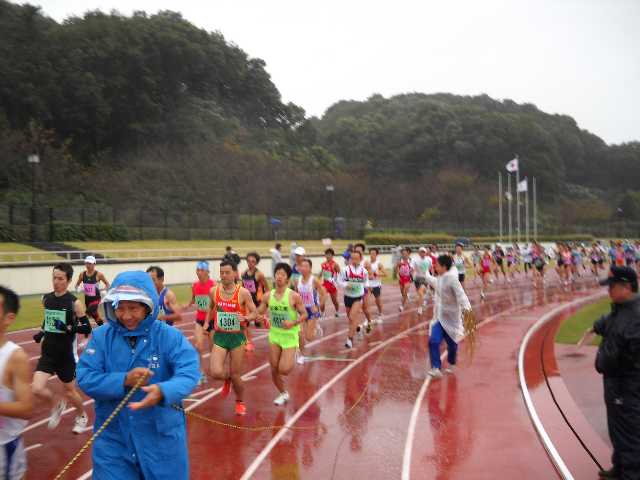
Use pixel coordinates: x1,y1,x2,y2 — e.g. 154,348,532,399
326,185,335,237
28,153,40,242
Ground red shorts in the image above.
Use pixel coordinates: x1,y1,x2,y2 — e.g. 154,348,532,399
323,281,337,295
399,276,412,286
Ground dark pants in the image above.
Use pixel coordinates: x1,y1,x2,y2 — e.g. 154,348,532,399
604,376,640,479
429,321,457,369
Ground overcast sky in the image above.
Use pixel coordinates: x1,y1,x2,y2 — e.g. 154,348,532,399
33,0,640,144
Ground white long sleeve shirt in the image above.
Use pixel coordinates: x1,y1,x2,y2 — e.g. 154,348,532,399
424,267,471,342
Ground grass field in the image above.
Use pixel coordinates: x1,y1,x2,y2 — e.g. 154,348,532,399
0,243,60,263
555,298,610,345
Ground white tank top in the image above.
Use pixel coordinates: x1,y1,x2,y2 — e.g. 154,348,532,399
369,260,381,287
297,276,318,308
0,341,28,444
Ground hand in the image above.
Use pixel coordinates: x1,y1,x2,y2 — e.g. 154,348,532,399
124,368,153,387
54,319,67,332
282,320,295,330
128,384,163,411
33,331,45,343
76,285,83,293
202,321,210,331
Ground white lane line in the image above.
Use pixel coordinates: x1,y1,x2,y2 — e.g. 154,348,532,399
239,319,430,480
517,291,605,480
24,443,43,452
401,304,521,480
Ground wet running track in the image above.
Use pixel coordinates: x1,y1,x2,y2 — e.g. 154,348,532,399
11,273,610,479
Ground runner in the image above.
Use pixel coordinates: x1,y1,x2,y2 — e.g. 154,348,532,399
365,247,386,318
241,252,269,352
296,258,326,364
453,243,473,287
532,242,547,287
206,260,257,416
411,247,433,315
396,247,413,312
505,246,517,282
74,255,110,327
290,246,306,288
493,244,507,282
146,266,182,326
478,246,495,299
320,248,341,318
522,243,533,276
424,255,472,379
339,250,369,348
31,263,91,433
255,263,307,405
471,246,482,285
0,286,33,480
559,244,573,286
590,243,604,277
354,243,373,333
187,261,215,385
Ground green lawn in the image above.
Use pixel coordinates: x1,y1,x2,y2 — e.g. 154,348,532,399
11,284,195,332
0,243,60,263
555,298,610,345
68,240,360,258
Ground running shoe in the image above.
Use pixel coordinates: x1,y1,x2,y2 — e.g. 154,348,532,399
427,368,443,379
221,378,231,399
245,342,255,352
345,338,353,349
296,353,306,365
315,324,324,337
273,391,290,406
48,399,67,430
480,291,486,300
444,365,456,374
72,412,88,434
235,401,246,416
417,306,423,315
398,305,404,312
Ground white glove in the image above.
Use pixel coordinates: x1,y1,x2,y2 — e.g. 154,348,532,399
76,285,84,293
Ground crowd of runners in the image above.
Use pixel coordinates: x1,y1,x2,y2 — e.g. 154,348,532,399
0,238,634,477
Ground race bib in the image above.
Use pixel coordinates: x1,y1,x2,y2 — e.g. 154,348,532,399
195,295,210,311
44,309,67,334
217,311,240,331
347,281,364,297
270,311,289,329
300,290,314,306
83,283,97,296
243,279,256,293
322,270,333,281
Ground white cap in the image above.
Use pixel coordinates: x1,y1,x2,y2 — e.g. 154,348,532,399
294,246,306,256
84,255,97,264
102,285,154,318
419,247,428,253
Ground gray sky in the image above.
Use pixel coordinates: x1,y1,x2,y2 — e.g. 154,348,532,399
34,0,640,144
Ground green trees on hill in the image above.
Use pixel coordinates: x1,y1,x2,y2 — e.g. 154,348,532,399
0,1,639,232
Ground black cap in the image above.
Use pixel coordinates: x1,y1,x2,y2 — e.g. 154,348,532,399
600,266,638,289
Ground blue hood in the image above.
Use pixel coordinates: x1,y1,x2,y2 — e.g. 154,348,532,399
103,270,159,333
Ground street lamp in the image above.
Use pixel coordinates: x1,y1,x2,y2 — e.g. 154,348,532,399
326,185,335,238
28,153,40,242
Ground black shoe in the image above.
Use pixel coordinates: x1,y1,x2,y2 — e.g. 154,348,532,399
598,467,618,479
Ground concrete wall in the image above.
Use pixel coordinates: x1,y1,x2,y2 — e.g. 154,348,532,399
0,254,395,296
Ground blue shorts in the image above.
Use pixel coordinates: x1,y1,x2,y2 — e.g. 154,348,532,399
305,307,321,321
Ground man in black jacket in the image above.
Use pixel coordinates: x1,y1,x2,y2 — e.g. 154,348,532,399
580,266,640,480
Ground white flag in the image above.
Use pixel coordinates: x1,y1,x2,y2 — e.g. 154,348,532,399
505,157,519,173
517,179,528,192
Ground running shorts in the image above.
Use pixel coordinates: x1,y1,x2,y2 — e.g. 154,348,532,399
458,274,465,283
195,319,214,332
399,276,412,286
323,281,337,296
413,277,427,290
85,299,101,320
305,307,321,321
370,286,381,298
268,328,299,350
344,296,363,309
213,332,246,351
0,437,26,480
36,351,76,384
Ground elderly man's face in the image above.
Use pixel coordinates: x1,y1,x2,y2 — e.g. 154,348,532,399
115,301,148,330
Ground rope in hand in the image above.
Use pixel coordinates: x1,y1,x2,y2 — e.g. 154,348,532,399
54,371,151,480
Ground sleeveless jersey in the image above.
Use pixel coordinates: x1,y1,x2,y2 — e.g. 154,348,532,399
158,287,174,317
213,285,244,333
241,269,263,305
0,342,28,444
343,265,367,298
321,260,338,285
81,271,101,302
268,288,299,333
398,260,412,280
192,279,215,322
368,260,382,287
297,276,319,308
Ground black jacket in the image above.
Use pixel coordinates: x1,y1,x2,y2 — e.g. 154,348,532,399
594,295,640,378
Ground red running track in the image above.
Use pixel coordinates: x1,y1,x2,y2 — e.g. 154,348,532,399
10,273,607,479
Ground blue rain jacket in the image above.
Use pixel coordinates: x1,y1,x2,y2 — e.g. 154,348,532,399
77,271,199,480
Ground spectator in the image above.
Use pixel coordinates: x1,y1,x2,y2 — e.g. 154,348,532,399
223,246,241,267
271,243,283,278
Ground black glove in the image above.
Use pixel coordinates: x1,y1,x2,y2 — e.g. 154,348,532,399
33,331,45,343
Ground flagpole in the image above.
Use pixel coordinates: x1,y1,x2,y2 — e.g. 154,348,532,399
507,173,512,243
525,178,529,242
499,172,503,242
533,177,538,240
516,155,520,244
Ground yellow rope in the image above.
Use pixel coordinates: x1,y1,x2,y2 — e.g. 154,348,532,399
54,372,150,480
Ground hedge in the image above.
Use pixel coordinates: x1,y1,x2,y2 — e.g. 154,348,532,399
51,223,128,241
364,233,455,245
471,234,595,244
